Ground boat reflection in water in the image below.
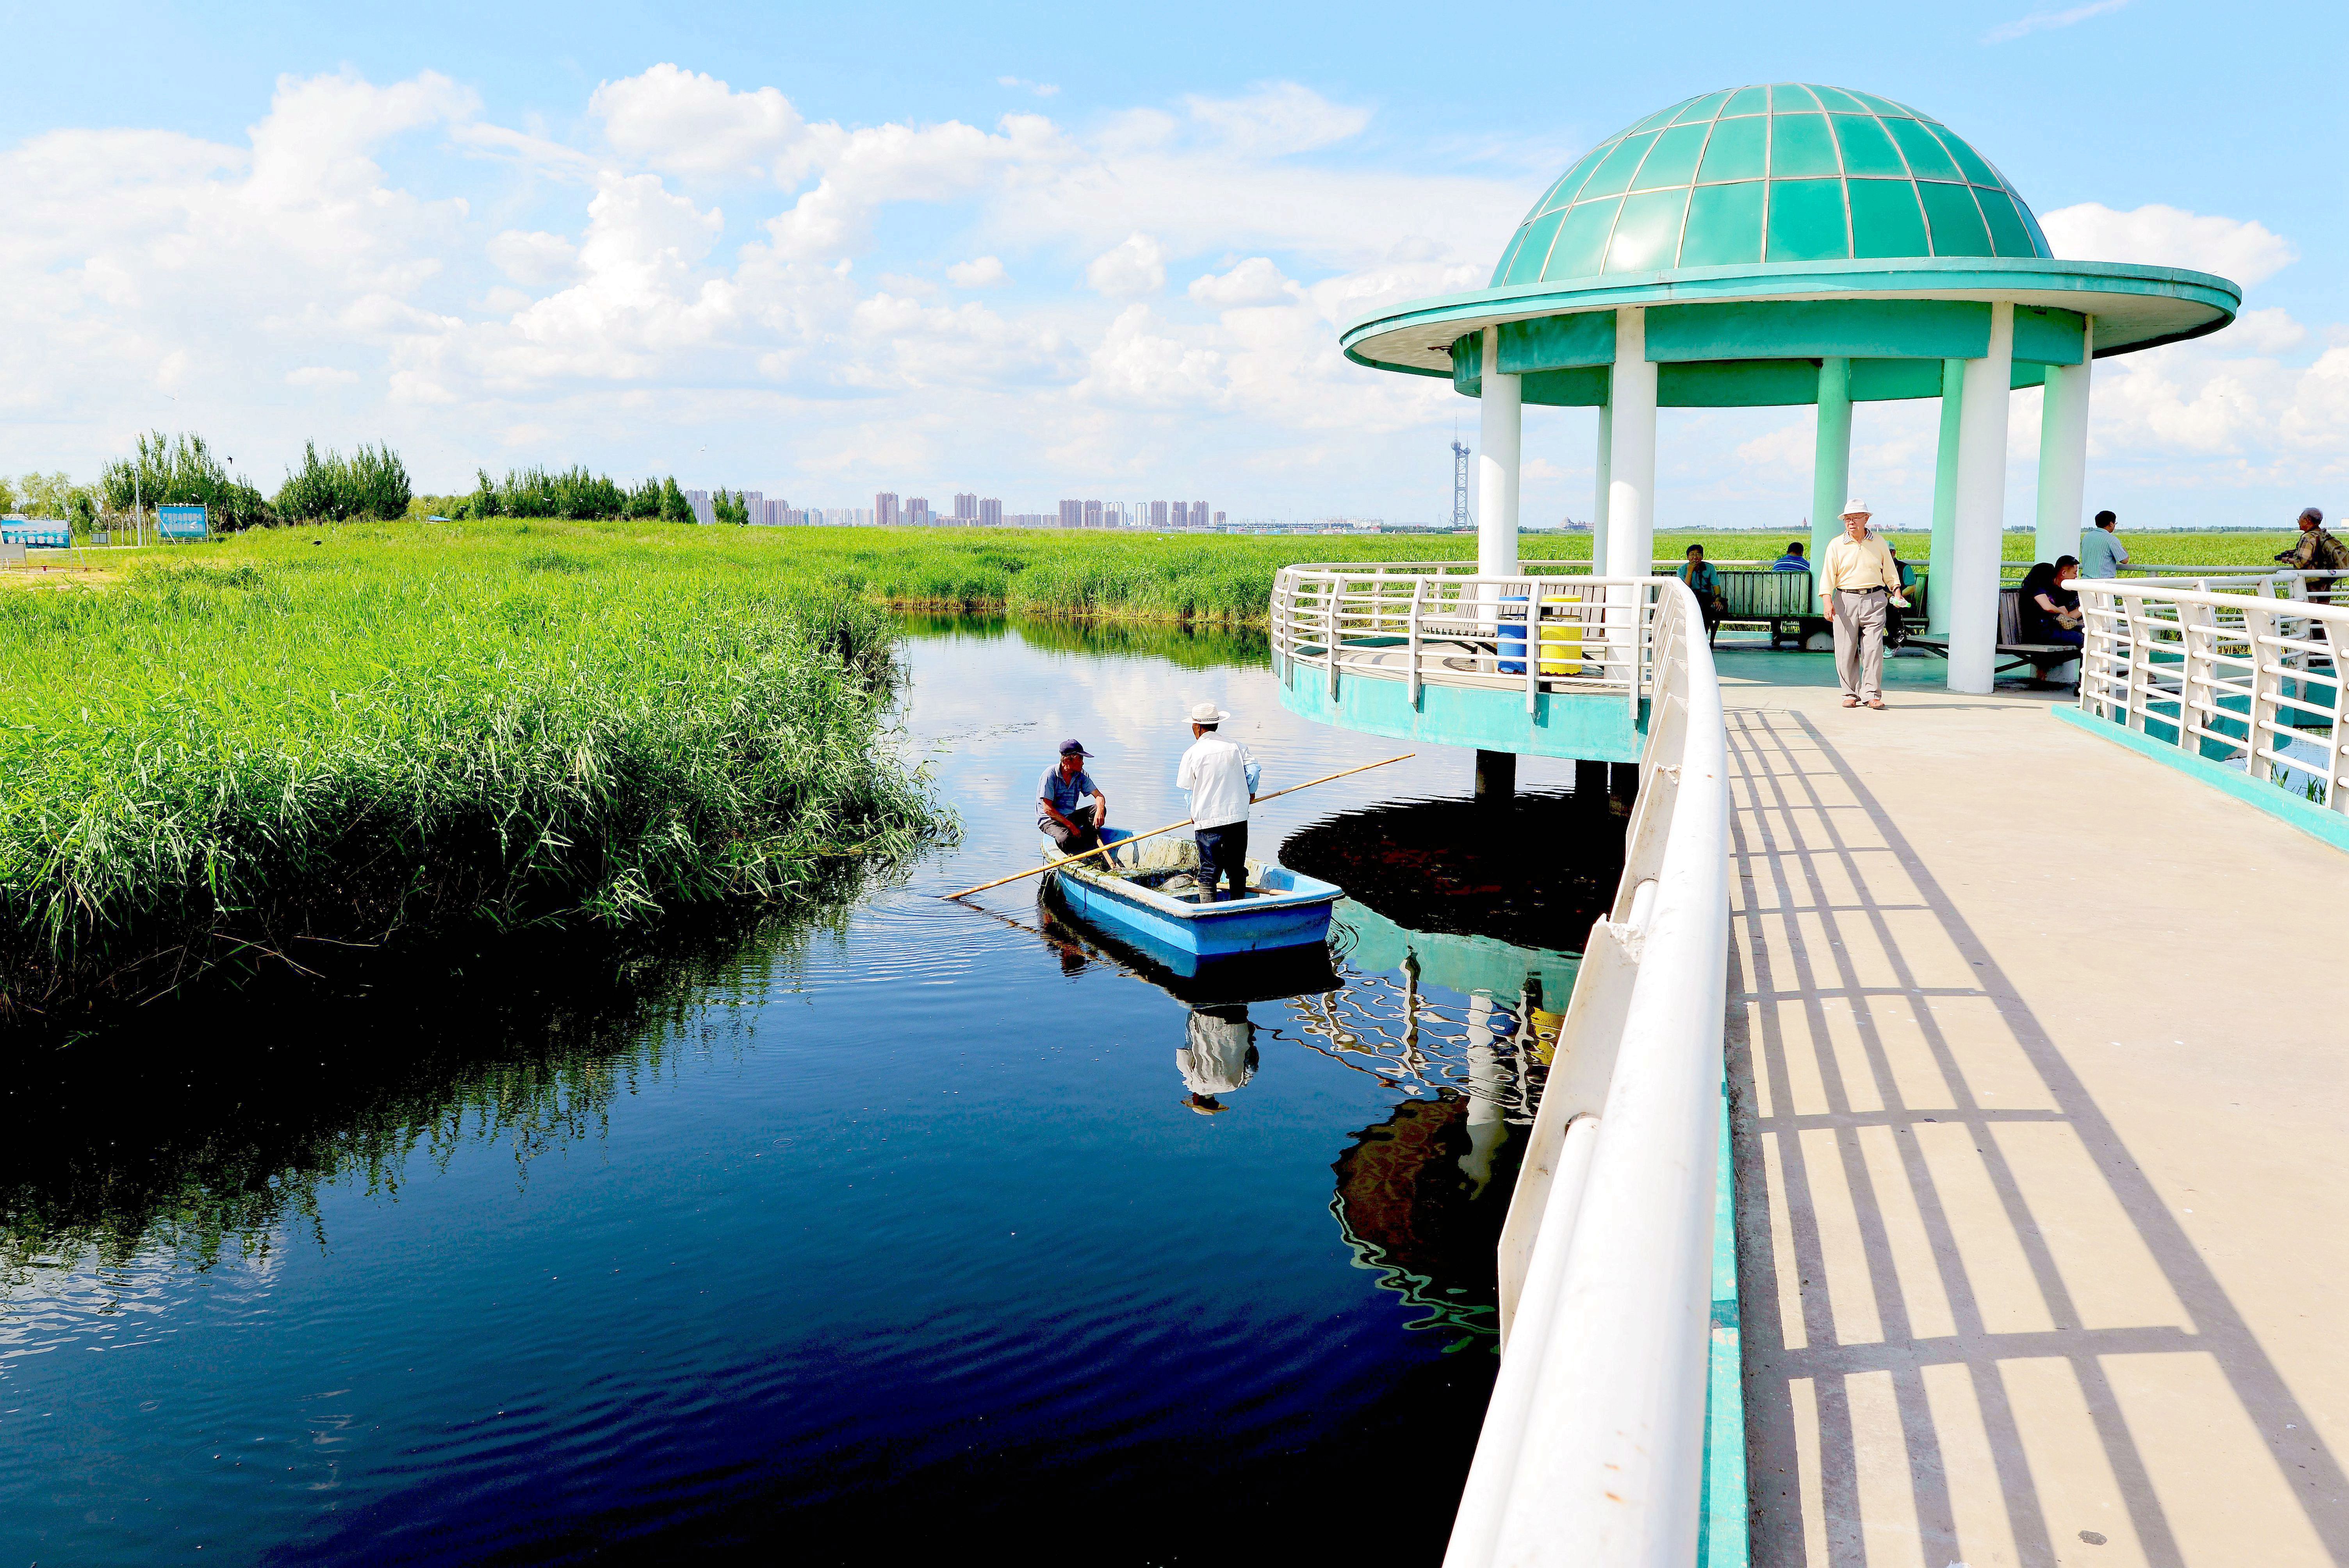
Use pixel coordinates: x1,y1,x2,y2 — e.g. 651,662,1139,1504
1034,868,1586,1349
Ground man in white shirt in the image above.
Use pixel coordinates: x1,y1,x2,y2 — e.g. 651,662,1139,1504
1175,700,1260,902
2078,510,2130,578
1818,499,1909,710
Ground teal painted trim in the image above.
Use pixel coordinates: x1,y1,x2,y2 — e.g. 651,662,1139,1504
2012,304,2087,367
2052,706,2349,857
1276,658,1648,763
1658,358,1822,407
1453,331,1482,396
1524,365,1612,407
1499,310,1618,373
1697,1076,1749,1568
2010,361,2050,389
1648,298,1990,363
1928,360,1962,635
1811,358,1852,565
1344,257,2240,387
1848,358,1945,401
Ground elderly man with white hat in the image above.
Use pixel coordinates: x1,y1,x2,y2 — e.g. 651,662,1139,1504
1818,498,1908,710
1176,700,1262,902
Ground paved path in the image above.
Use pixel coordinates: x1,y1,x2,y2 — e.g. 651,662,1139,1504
1719,651,2348,1568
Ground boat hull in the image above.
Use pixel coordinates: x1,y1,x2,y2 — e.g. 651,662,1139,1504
1042,830,1340,962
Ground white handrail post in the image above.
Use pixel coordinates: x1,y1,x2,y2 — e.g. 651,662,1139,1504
1408,575,1424,708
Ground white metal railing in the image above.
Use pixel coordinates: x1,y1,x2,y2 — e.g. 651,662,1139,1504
1436,579,1732,1568
2073,576,2347,812
1270,566,1668,719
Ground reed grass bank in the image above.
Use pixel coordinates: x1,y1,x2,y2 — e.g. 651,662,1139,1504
2,521,947,1015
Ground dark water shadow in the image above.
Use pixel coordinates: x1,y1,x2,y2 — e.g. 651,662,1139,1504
0,893,868,1284
1280,789,1626,952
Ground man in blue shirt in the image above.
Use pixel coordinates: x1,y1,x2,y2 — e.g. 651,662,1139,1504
1771,541,1809,572
1038,740,1108,854
1677,544,1724,643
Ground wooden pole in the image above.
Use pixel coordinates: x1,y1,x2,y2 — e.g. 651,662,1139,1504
937,753,1414,901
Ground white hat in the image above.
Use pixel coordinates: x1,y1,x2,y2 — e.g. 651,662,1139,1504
1840,498,1872,517
1188,700,1232,723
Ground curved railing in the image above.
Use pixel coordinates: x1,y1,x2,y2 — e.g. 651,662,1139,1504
1270,566,1666,714
2071,576,2347,813
1403,578,1727,1566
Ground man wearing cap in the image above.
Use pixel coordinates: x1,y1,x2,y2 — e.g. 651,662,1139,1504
1177,700,1261,902
1038,740,1108,855
2275,507,2348,611
1819,499,1907,710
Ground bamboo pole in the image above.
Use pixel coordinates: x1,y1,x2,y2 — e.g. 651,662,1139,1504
938,753,1414,900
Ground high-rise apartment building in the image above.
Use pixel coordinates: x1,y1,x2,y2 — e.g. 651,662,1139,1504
953,492,977,521
907,497,932,526
1192,501,1208,529
1214,511,1227,527
1150,500,1169,528
684,488,713,525
1058,499,1083,528
978,497,1002,526
1082,499,1102,528
875,492,900,527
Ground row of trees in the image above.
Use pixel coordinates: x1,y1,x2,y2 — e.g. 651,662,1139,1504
452,466,695,523
8,435,712,532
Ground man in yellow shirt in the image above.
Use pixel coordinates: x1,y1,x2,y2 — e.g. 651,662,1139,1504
1818,499,1907,709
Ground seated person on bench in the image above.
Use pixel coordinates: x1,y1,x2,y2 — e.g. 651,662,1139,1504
1885,540,1917,637
2018,558,2083,647
1770,541,1810,572
1678,544,1725,642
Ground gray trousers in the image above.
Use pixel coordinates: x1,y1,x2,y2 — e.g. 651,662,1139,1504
1832,589,1887,700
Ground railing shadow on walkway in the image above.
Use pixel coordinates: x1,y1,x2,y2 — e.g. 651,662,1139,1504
1725,706,2349,1567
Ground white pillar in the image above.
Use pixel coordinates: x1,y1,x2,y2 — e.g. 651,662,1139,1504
1948,302,2014,695
1478,325,1522,578
1809,356,1853,568
1590,401,1612,579
2034,314,2093,569
1604,306,1657,579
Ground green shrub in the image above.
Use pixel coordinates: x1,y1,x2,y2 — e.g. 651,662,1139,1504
274,440,411,522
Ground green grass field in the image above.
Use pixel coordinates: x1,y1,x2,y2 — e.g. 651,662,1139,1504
1,520,952,1016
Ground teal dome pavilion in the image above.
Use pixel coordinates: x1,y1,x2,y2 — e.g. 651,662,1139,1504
1339,83,2242,695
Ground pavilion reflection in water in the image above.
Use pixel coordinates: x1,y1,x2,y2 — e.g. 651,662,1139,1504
1033,888,1582,1348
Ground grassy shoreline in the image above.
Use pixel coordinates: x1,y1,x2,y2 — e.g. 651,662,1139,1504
24,518,2297,623
1,522,952,1017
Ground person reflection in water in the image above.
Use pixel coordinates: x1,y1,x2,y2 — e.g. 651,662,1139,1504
1179,1004,1259,1115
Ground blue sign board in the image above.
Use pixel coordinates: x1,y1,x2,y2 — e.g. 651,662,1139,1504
157,504,209,540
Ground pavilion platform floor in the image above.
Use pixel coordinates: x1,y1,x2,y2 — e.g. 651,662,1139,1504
1718,650,2348,1567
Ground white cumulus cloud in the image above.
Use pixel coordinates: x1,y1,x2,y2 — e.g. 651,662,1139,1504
1189,258,1297,308
589,64,803,179
946,255,1009,287
1088,233,1167,298
2040,202,2297,286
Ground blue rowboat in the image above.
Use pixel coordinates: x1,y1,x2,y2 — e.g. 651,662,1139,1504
1041,828,1341,964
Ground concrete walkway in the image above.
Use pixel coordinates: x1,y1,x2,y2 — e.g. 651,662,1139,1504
1720,650,2349,1568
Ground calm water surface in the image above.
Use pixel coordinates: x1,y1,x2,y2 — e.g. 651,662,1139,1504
0,618,1624,1566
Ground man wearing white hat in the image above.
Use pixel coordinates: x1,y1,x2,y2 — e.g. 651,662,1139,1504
1176,700,1262,902
1818,498,1907,710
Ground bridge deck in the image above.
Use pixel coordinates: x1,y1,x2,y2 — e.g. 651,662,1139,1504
1721,652,2348,1567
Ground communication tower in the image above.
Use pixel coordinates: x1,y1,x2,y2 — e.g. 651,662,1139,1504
1450,435,1471,528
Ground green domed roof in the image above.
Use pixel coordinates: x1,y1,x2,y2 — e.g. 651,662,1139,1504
1491,84,2051,287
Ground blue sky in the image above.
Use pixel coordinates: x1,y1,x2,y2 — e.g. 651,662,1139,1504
5,0,2342,528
